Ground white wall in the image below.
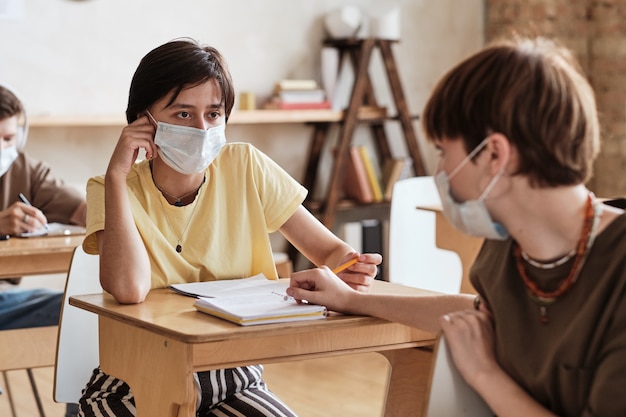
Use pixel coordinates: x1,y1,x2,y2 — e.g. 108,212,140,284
0,0,484,249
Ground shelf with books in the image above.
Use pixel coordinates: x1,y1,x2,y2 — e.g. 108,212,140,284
264,78,332,111
342,145,412,206
290,38,427,274
28,106,392,127
29,110,344,127
301,38,426,229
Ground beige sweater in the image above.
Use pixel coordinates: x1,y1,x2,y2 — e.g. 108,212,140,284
0,152,84,224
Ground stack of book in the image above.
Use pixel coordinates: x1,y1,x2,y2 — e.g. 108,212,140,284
264,79,332,110
169,274,327,326
343,145,411,204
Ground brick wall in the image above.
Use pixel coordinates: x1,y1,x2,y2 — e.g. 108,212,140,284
487,0,626,197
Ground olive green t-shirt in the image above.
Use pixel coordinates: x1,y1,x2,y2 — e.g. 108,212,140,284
471,211,626,416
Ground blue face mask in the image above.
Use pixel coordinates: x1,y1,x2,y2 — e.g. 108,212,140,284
434,138,509,240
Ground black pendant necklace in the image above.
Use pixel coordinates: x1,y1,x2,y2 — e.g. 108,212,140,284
156,179,204,207
155,177,205,254
152,169,205,253
166,201,200,254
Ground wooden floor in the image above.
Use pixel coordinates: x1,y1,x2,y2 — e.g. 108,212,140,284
0,353,390,417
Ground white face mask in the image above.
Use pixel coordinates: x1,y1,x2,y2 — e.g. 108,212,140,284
0,144,18,178
434,138,509,240
147,112,226,174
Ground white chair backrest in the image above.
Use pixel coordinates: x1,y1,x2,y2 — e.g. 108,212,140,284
388,176,462,294
54,245,101,404
425,335,493,416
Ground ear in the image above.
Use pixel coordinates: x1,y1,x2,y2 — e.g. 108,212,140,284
484,133,512,175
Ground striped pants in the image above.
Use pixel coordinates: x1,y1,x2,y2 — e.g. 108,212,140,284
78,365,297,417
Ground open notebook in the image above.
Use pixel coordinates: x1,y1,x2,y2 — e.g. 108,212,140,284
169,274,327,326
18,222,86,238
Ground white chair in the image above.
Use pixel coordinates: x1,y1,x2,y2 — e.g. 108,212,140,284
424,335,493,416
53,245,101,405
388,176,463,294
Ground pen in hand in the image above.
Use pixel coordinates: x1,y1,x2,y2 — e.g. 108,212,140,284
332,257,359,274
18,192,31,206
18,193,48,230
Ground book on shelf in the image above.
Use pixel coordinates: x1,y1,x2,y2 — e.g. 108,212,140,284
263,100,332,110
382,157,411,201
274,79,319,91
343,145,374,204
169,274,327,326
278,89,326,103
357,145,383,202
267,79,330,110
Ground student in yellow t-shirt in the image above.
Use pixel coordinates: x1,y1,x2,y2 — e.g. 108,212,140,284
78,38,381,417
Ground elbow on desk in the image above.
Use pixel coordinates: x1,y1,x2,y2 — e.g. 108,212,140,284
106,288,148,304
100,279,149,304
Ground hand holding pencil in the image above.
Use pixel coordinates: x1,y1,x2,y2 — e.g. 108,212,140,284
332,257,359,274
288,252,383,309
331,253,382,293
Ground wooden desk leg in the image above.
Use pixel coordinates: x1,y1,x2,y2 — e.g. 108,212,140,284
379,347,433,417
99,317,196,417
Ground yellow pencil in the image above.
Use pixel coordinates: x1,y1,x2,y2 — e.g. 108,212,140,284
332,257,358,274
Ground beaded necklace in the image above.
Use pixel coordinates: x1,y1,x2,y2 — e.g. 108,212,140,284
514,193,600,324
520,247,576,269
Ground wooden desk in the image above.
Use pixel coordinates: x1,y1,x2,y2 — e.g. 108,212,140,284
70,281,438,417
0,235,85,279
416,205,484,294
0,235,84,373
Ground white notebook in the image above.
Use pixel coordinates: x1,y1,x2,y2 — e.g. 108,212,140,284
19,222,86,238
170,274,327,326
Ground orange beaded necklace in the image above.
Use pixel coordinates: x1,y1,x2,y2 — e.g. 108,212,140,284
514,193,598,324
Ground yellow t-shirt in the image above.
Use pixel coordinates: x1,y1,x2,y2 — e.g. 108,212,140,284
83,142,307,288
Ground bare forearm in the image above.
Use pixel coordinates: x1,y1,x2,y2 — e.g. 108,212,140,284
280,206,355,267
474,369,557,417
100,174,151,303
346,292,475,333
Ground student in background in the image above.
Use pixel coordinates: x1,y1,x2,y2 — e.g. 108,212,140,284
0,85,85,417
79,38,381,416
0,84,86,328
0,86,86,238
288,36,626,416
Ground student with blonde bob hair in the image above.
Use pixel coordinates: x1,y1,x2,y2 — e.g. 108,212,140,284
288,37,626,416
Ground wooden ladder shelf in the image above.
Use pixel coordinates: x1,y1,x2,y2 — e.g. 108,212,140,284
303,38,426,230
